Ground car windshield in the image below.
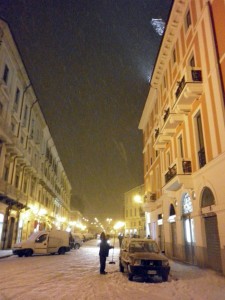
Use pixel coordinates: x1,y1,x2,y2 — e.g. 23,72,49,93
129,241,159,253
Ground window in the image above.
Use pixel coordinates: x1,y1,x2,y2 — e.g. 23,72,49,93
195,112,206,168
15,173,20,188
22,105,28,126
3,165,9,181
11,122,15,134
3,64,9,84
20,135,24,145
14,88,20,112
189,55,195,67
178,135,184,158
182,193,193,214
201,187,215,208
173,48,176,64
23,178,27,193
185,10,192,31
163,75,166,89
166,151,171,168
35,234,47,243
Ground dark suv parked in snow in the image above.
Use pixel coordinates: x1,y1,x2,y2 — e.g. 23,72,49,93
119,238,170,282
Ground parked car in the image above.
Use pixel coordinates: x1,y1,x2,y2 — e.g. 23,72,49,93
119,238,170,282
13,230,70,257
72,234,83,249
83,233,94,241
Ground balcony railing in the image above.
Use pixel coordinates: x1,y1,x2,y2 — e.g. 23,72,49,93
182,160,192,173
165,159,192,184
175,70,202,100
163,108,170,123
173,67,203,111
165,165,177,184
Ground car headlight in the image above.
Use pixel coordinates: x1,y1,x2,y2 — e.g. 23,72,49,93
162,260,169,267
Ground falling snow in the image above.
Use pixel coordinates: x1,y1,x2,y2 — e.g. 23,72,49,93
0,240,225,300
151,18,165,36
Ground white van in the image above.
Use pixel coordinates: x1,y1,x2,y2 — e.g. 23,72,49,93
12,230,70,257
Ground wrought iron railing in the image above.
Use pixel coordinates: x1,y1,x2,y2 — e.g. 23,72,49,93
175,70,202,100
165,164,177,183
182,160,192,173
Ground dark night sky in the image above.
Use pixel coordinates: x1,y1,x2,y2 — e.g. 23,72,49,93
0,0,172,221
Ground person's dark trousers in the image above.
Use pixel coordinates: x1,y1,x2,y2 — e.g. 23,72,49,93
100,255,106,273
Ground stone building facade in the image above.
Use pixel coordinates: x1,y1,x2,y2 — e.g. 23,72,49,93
124,184,146,238
139,0,225,275
0,19,74,249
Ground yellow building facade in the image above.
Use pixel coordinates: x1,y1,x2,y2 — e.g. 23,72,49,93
0,19,79,249
139,0,225,275
124,185,146,238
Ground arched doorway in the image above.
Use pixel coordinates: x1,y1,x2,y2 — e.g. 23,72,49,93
201,187,222,272
169,204,178,258
182,193,195,264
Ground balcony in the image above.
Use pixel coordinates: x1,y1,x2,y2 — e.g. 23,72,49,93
161,110,185,135
143,192,157,212
153,109,185,150
173,67,203,112
153,129,173,150
163,158,193,191
0,179,28,209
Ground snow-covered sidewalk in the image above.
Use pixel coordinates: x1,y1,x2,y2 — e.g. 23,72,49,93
0,240,225,300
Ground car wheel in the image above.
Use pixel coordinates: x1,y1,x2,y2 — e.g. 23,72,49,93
18,253,24,257
58,247,66,255
25,249,33,257
162,274,168,282
74,243,80,249
128,273,133,281
119,261,124,273
127,265,133,281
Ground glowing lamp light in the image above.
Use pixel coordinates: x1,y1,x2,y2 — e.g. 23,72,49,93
114,221,125,230
134,195,142,203
38,208,47,216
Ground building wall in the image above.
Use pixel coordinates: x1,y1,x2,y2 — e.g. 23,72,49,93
0,19,74,249
139,0,225,275
124,184,146,238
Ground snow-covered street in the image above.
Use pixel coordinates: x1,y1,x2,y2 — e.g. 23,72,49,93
0,239,225,300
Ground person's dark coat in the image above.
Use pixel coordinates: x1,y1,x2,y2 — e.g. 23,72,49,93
99,239,113,257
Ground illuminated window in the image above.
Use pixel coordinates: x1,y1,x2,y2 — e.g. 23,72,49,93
183,193,193,214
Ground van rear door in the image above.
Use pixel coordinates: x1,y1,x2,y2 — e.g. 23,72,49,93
34,233,48,254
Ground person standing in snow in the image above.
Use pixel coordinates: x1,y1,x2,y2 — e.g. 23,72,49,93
99,232,114,275
118,233,124,248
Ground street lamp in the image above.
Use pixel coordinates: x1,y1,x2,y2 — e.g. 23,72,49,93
134,194,142,204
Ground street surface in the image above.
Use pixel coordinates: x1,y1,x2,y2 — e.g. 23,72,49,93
0,239,225,300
